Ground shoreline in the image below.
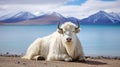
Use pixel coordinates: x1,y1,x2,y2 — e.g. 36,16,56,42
0,54,120,60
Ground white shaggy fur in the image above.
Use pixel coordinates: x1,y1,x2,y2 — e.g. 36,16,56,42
22,22,85,61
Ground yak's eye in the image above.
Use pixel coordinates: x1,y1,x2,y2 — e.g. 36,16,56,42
73,31,75,32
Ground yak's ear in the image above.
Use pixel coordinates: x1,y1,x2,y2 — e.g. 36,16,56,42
75,28,80,33
58,29,63,34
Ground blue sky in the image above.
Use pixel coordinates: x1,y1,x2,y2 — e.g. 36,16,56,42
65,0,87,5
101,0,116,1
65,0,117,5
0,0,119,18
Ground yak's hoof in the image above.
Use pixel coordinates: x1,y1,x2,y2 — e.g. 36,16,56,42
37,56,45,60
36,55,45,60
78,58,86,62
64,57,72,62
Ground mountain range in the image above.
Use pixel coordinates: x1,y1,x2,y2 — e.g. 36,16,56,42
0,11,120,25
81,11,120,24
0,11,36,23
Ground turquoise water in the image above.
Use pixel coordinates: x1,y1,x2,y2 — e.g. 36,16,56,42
0,25,120,56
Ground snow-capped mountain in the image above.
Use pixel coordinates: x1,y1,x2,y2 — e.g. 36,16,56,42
0,12,16,21
47,12,64,18
0,11,36,23
80,11,120,24
66,17,80,24
109,12,120,21
0,11,120,25
32,12,65,19
17,12,67,24
33,12,45,16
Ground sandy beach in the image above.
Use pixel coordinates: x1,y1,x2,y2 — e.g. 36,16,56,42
0,55,120,67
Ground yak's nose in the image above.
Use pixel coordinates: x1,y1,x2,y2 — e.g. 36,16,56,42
66,38,72,42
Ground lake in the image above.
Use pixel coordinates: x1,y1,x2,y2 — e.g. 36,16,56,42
0,25,120,56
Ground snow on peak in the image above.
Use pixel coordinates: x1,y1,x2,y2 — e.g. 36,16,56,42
13,11,36,19
0,11,36,22
46,12,63,17
33,12,45,16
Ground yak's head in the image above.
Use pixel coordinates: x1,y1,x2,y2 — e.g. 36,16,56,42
57,21,80,43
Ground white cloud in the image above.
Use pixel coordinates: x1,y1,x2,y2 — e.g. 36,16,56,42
0,4,61,15
0,0,120,19
0,0,67,5
54,0,120,18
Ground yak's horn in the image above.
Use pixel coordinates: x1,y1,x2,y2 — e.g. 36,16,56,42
76,20,80,29
58,22,62,30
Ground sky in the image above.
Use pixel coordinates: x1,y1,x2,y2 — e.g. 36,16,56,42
0,0,120,19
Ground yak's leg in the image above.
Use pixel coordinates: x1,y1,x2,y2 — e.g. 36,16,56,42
22,38,42,60
56,54,72,62
78,53,85,62
22,50,40,60
21,53,34,60
63,54,72,62
47,54,72,62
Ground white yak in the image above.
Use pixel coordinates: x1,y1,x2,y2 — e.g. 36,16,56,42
22,22,85,62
